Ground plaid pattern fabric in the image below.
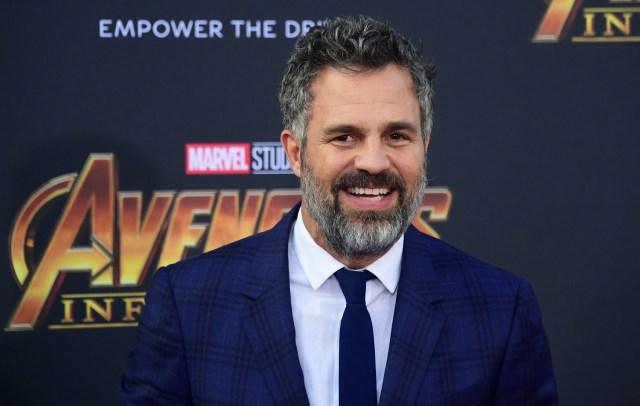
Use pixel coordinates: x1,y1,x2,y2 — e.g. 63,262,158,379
121,205,558,405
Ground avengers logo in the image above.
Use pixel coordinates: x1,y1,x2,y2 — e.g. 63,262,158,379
6,154,452,331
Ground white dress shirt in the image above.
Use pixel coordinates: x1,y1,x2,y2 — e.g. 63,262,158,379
288,211,402,406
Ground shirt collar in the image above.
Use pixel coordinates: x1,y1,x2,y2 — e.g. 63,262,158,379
292,210,403,294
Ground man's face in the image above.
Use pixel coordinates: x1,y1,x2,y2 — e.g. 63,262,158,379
283,64,428,261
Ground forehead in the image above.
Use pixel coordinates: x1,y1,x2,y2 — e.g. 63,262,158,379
308,64,420,130
311,63,416,100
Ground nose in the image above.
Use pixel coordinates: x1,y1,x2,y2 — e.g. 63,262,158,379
353,139,391,175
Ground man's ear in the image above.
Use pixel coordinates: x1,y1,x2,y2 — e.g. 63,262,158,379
424,132,431,152
281,129,302,177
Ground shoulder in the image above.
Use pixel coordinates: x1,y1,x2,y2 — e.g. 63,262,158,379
402,230,558,403
403,227,547,342
164,230,268,276
150,228,277,303
404,226,527,297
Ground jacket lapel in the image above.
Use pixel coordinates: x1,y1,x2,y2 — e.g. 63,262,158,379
380,226,446,406
241,205,310,406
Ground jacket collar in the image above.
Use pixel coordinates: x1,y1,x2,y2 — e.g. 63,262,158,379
241,204,310,405
379,226,445,405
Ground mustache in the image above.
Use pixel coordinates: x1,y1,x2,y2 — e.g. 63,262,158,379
331,170,406,193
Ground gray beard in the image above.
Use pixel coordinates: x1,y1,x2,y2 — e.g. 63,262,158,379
300,161,427,260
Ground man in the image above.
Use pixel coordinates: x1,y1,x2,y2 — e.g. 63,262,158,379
121,15,558,405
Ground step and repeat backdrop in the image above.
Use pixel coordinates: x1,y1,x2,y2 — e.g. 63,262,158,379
1,1,639,405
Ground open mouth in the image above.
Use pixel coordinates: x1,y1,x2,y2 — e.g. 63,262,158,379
345,187,391,202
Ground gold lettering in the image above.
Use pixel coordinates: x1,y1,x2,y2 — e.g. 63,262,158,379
258,190,301,232
204,190,265,251
412,188,453,238
604,12,632,36
60,299,75,323
583,12,596,36
82,298,114,322
157,191,215,268
122,297,145,321
118,191,174,286
7,154,115,330
9,175,75,287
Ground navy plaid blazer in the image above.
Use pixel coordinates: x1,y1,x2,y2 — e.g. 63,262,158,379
121,205,558,405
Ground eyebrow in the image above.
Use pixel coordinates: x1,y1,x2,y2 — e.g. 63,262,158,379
383,121,419,135
324,124,361,136
323,121,419,136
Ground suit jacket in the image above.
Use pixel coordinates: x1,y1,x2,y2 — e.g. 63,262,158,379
121,206,558,405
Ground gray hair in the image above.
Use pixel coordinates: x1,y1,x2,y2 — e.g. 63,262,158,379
279,15,436,145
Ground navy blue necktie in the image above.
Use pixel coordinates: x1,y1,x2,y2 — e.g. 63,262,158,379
334,268,377,406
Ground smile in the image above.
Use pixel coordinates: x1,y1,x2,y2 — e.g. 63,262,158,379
345,187,391,202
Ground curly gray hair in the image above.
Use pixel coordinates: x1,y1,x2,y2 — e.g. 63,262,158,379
279,15,436,147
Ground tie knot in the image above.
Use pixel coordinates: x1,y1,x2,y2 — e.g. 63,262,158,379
334,268,375,304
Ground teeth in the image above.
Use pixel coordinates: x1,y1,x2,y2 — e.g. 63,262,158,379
346,187,390,196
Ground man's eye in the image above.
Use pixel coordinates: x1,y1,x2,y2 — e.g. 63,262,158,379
388,133,407,141
333,135,353,142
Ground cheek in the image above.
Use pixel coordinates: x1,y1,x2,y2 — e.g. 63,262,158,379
394,153,425,178
316,152,352,180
